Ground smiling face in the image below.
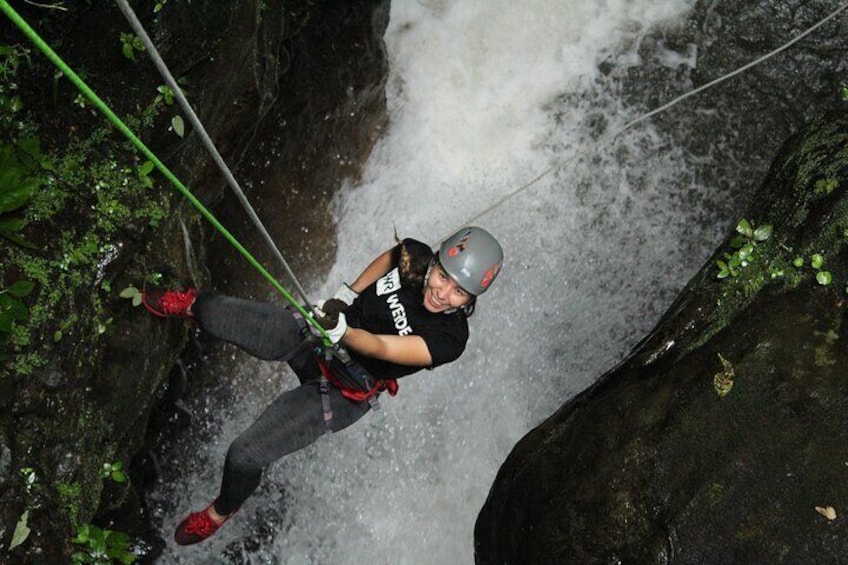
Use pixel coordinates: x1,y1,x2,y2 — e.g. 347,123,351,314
422,263,473,313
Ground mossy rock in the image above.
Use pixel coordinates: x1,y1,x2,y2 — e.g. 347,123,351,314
475,113,848,564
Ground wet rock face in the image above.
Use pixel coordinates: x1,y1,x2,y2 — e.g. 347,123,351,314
598,0,848,233
206,0,391,296
475,113,848,563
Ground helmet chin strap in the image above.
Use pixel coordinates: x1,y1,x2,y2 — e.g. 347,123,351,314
423,258,435,288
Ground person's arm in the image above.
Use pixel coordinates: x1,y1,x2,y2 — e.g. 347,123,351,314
341,328,433,367
348,247,395,293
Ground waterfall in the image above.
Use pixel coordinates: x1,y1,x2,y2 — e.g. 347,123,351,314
152,0,740,562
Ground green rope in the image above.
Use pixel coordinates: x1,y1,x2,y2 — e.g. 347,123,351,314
0,0,330,343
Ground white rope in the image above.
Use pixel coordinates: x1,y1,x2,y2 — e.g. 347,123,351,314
115,0,317,310
449,0,848,236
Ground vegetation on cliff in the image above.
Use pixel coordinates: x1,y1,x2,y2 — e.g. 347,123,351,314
0,4,205,561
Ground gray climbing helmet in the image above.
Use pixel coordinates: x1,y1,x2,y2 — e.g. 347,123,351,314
438,226,504,296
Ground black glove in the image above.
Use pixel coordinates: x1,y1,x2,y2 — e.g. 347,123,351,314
314,298,349,329
314,299,348,343
321,298,349,318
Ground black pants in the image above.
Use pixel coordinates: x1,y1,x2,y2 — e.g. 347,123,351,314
193,293,371,515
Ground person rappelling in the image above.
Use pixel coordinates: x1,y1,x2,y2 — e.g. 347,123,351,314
1,2,507,549
142,226,504,545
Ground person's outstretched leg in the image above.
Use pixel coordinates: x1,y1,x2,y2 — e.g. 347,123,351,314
174,383,370,545
192,292,305,361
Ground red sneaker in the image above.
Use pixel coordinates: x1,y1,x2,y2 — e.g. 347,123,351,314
142,287,197,318
173,502,236,546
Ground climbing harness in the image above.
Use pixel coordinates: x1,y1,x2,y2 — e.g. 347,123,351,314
293,311,399,433
0,0,330,343
314,349,399,433
314,347,399,404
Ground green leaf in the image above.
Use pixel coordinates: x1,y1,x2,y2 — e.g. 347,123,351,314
73,524,91,544
171,115,185,138
816,271,832,285
122,43,136,61
17,136,42,163
728,254,742,268
793,256,804,268
0,216,26,232
716,260,729,279
736,218,753,238
1,230,40,250
0,174,40,214
53,330,63,343
119,286,139,299
753,224,773,242
728,235,745,249
139,161,154,177
0,294,29,321
9,511,30,550
0,312,12,333
132,294,142,307
811,254,824,269
8,280,34,297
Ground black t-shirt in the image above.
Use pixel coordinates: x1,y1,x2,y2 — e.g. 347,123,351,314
344,239,469,380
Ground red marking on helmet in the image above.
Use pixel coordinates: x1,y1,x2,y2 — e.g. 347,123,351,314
448,242,468,257
480,262,502,290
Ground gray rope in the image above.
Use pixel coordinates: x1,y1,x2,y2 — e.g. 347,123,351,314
115,0,317,312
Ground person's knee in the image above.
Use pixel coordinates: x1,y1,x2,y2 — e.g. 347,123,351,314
225,436,263,475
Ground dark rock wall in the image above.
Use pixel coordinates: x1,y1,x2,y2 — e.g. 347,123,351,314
0,1,388,562
206,0,390,295
475,113,848,563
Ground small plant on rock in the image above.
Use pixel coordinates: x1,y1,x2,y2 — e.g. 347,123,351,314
119,33,145,62
716,218,773,279
72,524,137,564
793,252,835,286
100,461,127,484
